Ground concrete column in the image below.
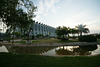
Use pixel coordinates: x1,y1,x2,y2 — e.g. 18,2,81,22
38,23,40,34
36,22,38,35
39,23,42,34
34,22,36,35
43,24,45,36
45,25,47,35
41,23,43,35
47,26,49,35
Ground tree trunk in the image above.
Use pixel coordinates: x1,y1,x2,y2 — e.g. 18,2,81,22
12,26,15,44
20,27,23,38
27,27,32,41
80,32,82,36
23,29,25,38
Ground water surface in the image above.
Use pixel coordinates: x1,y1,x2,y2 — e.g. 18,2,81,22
0,45,100,56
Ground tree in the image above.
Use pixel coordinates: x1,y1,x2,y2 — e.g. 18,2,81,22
83,28,90,34
0,0,36,29
70,28,78,38
55,26,70,40
75,24,89,36
0,0,37,43
55,26,62,38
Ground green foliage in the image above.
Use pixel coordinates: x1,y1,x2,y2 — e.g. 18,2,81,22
55,26,70,40
14,41,26,43
96,34,100,38
12,32,21,37
70,36,77,39
70,28,79,38
36,34,43,38
5,29,12,42
79,35,97,42
0,0,37,39
76,24,89,36
70,28,78,34
61,38,69,41
31,34,34,39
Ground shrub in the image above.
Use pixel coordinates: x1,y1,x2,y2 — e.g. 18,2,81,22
96,34,100,38
14,32,21,38
79,35,97,42
32,34,34,39
36,34,43,38
57,36,62,39
61,38,68,41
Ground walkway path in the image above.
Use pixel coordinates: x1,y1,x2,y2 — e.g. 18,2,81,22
0,42,100,46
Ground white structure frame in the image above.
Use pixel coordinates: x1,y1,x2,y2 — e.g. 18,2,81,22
30,21,56,37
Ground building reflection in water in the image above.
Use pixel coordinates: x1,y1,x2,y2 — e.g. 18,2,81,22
0,45,8,52
0,45,99,56
7,46,57,55
55,45,98,56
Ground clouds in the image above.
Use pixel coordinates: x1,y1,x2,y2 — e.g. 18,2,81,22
54,10,90,28
34,0,60,21
65,10,100,33
32,0,100,33
87,18,100,33
66,11,89,24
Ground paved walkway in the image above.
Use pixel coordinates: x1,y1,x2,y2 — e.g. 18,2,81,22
0,42,100,46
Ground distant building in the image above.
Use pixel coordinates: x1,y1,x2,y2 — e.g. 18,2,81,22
0,19,7,33
0,19,7,39
0,19,56,37
30,21,56,37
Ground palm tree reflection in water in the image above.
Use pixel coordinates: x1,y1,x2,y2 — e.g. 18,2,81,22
55,45,97,56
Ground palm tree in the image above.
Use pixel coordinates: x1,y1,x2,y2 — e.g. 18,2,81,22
76,24,89,36
70,28,79,37
83,28,90,34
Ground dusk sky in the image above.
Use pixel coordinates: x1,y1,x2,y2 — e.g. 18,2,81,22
31,0,100,34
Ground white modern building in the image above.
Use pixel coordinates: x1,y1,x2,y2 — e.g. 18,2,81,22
0,19,7,33
30,21,56,37
0,18,56,37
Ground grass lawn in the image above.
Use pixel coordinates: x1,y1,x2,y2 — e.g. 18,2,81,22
14,38,79,43
97,38,100,42
0,53,100,67
4,38,100,44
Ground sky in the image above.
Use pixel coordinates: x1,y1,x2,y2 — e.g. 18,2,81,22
31,0,100,34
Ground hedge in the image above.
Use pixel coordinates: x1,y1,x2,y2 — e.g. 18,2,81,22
79,35,97,42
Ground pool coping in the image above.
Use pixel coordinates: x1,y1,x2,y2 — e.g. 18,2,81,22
0,42,100,46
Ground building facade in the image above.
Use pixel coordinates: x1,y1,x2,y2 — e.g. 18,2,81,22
0,19,7,39
0,19,7,33
30,21,56,37
0,19,56,38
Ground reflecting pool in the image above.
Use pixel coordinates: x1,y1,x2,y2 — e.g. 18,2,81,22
0,45,8,52
0,45,100,56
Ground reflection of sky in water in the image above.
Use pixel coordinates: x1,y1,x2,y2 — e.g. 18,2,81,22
0,46,8,52
0,45,100,56
91,45,100,55
41,45,100,56
42,46,80,56
58,46,79,51
41,49,56,56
